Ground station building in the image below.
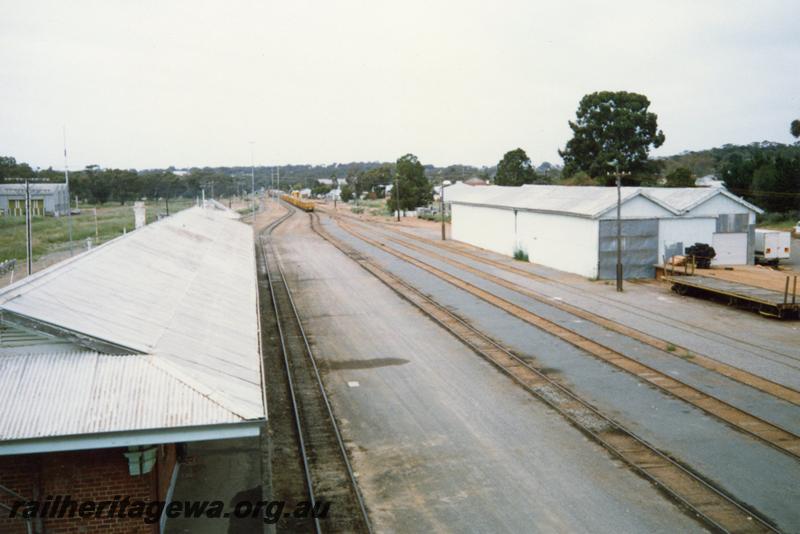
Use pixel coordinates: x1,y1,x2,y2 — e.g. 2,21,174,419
0,204,264,533
0,183,70,216
445,183,763,279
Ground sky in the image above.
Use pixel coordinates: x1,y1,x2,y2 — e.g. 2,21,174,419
1,0,799,170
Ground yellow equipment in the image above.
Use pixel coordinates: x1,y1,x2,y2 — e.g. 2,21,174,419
281,193,315,212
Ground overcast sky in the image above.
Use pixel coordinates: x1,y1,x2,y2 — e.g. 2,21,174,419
1,0,798,170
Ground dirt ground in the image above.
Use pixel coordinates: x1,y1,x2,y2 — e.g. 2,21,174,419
318,200,450,232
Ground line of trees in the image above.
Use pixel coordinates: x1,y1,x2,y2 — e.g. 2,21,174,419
2,98,796,213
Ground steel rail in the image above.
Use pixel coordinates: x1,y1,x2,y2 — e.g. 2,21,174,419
331,216,800,461
258,208,322,534
261,203,372,534
334,207,800,366
337,209,800,388
310,211,779,534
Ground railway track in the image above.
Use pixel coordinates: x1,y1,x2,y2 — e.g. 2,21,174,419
258,207,372,534
308,210,779,534
335,208,800,368
326,213,800,462
334,209,800,397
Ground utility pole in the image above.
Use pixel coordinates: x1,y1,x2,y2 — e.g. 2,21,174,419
615,163,623,292
440,179,446,241
63,126,73,255
394,172,400,222
250,142,256,217
277,166,280,193
25,180,32,276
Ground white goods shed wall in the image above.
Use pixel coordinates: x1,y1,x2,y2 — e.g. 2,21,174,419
684,194,756,224
712,233,749,265
451,204,516,256
658,218,717,263
516,212,599,278
598,195,673,219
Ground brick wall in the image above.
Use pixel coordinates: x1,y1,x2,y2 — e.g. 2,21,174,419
0,445,176,534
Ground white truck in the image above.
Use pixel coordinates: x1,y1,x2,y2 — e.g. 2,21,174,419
754,229,791,265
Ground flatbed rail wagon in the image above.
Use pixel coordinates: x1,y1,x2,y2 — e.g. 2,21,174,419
664,267,799,319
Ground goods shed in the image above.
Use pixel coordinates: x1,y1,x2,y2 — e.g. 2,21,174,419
446,183,762,279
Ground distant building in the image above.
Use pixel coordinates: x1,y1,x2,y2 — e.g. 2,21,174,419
447,183,763,279
695,174,726,188
463,177,488,186
0,183,69,216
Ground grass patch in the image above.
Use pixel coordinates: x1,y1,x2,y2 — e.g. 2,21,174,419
513,248,529,262
757,211,799,232
0,198,195,262
418,213,451,222
666,343,676,352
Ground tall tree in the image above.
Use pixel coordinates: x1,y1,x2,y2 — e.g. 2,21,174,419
340,184,354,202
665,167,695,187
0,156,35,181
791,119,800,139
559,91,665,183
387,153,432,213
84,165,111,204
357,164,393,196
495,148,541,186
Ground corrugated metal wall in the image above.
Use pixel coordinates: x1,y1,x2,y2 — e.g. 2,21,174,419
598,219,658,279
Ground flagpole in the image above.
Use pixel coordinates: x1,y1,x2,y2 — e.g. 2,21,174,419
63,126,74,255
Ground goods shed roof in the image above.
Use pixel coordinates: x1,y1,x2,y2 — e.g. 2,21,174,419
445,182,762,218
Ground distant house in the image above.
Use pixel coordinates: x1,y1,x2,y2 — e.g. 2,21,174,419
299,188,312,198
695,174,726,188
0,183,69,216
463,177,488,186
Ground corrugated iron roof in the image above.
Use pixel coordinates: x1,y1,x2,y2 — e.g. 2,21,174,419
0,351,241,441
445,183,763,217
0,206,264,444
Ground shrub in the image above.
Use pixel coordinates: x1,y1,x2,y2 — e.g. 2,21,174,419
513,248,529,262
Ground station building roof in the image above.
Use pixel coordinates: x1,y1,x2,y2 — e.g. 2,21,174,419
444,182,762,218
0,205,264,454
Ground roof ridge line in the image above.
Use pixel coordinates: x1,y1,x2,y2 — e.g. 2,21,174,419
145,355,258,421
0,207,202,303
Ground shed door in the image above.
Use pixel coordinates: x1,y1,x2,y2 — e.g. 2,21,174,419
598,219,658,279
712,233,747,265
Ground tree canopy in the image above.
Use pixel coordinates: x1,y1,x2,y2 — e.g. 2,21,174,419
665,167,695,187
495,148,543,186
559,91,665,183
340,184,354,202
718,146,800,212
387,153,432,213
791,119,800,139
0,156,35,181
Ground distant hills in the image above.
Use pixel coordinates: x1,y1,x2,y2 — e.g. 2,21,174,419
660,141,800,178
